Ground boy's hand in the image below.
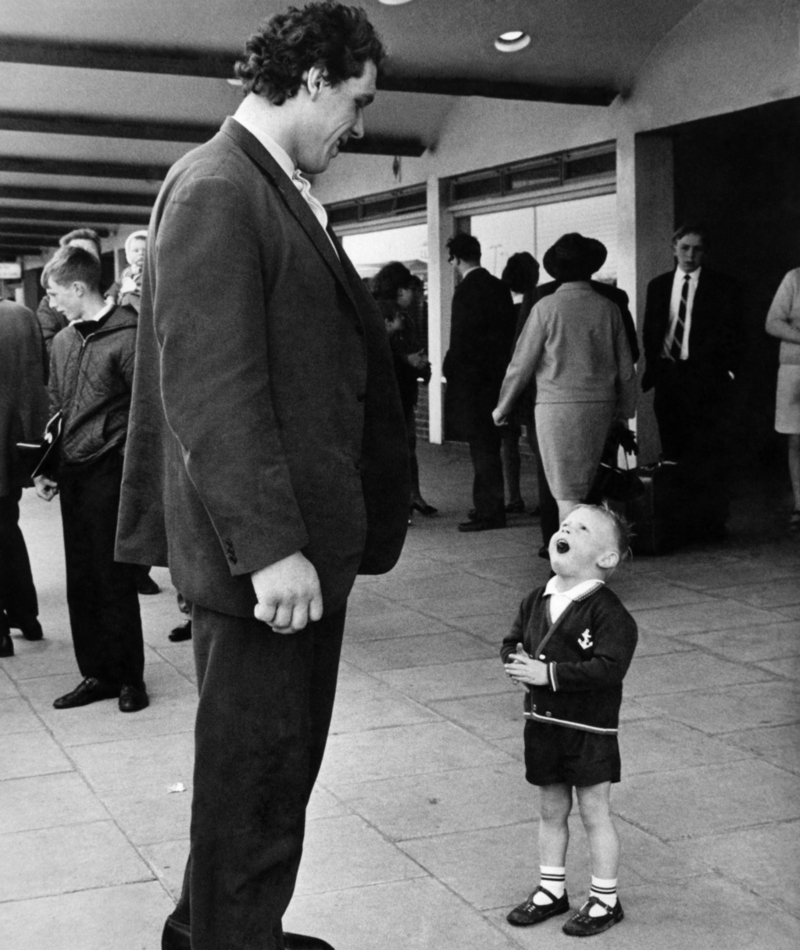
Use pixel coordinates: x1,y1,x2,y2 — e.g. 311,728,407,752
504,644,549,686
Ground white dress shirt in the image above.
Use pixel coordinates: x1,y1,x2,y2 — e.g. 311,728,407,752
544,577,605,624
663,266,701,360
232,101,335,251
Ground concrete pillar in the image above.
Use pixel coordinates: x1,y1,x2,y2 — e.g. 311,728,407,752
425,175,455,443
616,130,675,463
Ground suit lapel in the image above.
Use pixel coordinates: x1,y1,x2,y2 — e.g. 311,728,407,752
219,118,363,316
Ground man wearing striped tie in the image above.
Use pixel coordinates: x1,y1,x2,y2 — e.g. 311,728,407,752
642,224,744,539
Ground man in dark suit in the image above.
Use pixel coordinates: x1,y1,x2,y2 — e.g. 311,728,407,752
443,233,517,531
533,235,639,551
115,5,409,949
642,224,744,537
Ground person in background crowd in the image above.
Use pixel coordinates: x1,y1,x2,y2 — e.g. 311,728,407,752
765,266,800,530
444,233,517,532
34,246,147,713
0,294,48,656
118,230,148,312
641,224,744,540
373,260,436,518
501,252,541,517
533,237,638,553
114,5,409,948
494,233,637,525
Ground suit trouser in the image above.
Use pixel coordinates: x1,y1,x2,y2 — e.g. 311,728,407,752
58,453,144,685
172,604,346,950
468,427,505,521
0,488,39,629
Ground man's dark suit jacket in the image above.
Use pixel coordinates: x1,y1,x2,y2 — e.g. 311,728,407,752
116,118,410,619
641,267,744,392
443,267,517,440
536,279,639,364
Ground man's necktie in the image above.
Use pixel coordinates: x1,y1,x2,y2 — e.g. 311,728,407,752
671,274,690,360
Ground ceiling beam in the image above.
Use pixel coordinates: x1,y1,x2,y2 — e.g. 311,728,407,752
0,112,425,156
0,155,172,181
0,207,150,226
2,185,155,208
0,222,110,238
0,231,60,244
0,38,618,106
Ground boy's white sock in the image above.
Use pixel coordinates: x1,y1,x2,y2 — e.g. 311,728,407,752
588,876,618,915
533,866,566,905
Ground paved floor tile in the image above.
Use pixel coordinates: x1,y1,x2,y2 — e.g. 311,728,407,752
614,759,800,839
0,667,18,698
295,814,427,895
624,649,773,698
0,731,74,781
428,689,524,741
342,628,496,672
329,687,441,735
620,717,748,774
284,877,522,950
757,654,800,680
0,696,45,735
704,577,800,609
609,578,712,611
334,762,532,840
0,821,154,901
343,607,452,641
678,620,800,661
319,721,510,788
0,881,174,950
636,678,800,733
634,599,780,634
139,838,188,900
721,723,800,775
0,772,109,835
374,657,510,702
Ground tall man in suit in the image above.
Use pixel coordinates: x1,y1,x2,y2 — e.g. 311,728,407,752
642,224,744,537
443,233,517,532
115,5,409,949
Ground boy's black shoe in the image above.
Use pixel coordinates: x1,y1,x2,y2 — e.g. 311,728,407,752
507,886,569,926
562,896,623,936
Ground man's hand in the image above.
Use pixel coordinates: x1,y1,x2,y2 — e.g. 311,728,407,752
251,551,323,634
492,407,507,427
34,475,58,502
504,644,549,687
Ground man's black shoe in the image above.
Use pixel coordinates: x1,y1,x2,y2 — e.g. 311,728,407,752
21,620,44,641
53,677,119,709
119,683,149,713
162,915,190,950
458,516,506,532
505,499,526,514
284,934,335,950
0,629,13,658
136,573,161,595
168,620,192,642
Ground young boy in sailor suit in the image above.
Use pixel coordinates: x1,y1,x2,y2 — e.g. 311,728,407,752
501,504,638,936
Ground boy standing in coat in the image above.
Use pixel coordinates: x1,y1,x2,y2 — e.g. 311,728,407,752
35,245,147,713
501,504,638,936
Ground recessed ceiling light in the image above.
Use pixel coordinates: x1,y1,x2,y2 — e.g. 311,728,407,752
495,31,531,53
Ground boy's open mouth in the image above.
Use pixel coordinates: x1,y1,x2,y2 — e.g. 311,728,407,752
555,539,570,554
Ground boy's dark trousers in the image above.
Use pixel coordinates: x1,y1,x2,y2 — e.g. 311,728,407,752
58,452,144,686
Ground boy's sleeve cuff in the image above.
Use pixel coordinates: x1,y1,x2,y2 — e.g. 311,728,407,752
548,662,559,692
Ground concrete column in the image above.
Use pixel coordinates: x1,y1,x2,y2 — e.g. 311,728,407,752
616,129,675,463
426,175,454,443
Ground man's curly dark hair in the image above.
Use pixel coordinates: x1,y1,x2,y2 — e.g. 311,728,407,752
235,2,386,105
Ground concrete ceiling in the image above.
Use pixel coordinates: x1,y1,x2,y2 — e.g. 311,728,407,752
0,0,704,257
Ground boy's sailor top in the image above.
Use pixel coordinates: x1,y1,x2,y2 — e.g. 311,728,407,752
501,580,638,735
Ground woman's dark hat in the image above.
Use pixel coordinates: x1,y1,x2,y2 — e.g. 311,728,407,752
543,233,607,281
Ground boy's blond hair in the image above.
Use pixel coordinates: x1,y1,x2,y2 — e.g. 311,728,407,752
572,503,632,565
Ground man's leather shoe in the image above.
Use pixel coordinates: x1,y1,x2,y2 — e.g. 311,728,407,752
284,934,335,950
0,630,13,658
136,573,161,595
53,677,119,709
458,516,506,532
168,620,192,642
119,682,149,713
21,620,44,641
162,915,190,950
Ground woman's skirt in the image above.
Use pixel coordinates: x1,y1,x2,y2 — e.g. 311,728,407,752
535,401,615,499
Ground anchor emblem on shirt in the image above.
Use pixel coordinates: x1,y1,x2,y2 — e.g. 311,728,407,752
577,629,593,650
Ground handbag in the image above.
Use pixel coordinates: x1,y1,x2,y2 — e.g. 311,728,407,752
15,411,63,480
590,423,645,503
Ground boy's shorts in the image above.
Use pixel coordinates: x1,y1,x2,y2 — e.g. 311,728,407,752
524,720,621,787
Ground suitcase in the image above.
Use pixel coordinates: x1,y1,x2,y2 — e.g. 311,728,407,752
608,462,688,555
